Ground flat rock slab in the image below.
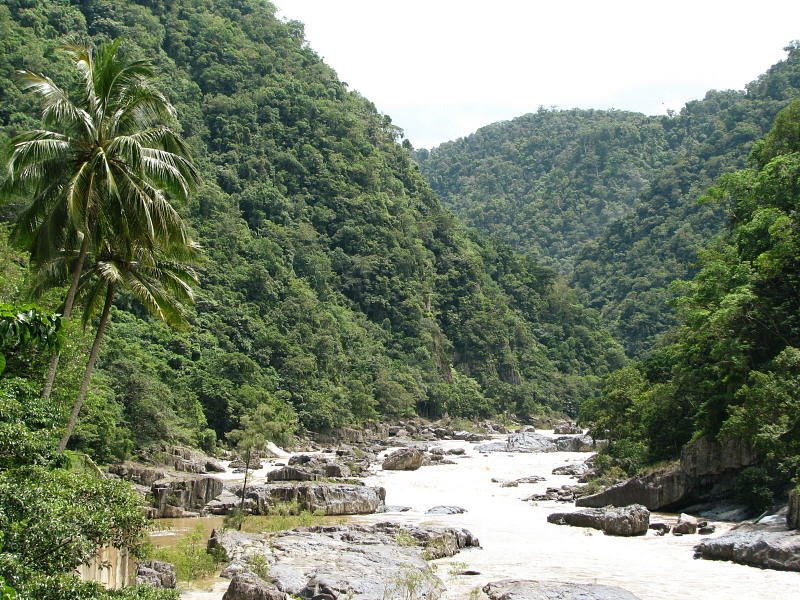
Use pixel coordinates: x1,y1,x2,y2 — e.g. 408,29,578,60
483,579,641,599
246,482,385,516
694,523,800,571
212,523,479,600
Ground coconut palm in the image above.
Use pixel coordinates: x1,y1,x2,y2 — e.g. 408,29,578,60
1,39,198,400
34,237,200,451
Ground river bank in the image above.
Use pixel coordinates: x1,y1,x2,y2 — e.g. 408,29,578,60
165,430,798,599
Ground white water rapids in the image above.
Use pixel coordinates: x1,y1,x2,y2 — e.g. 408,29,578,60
183,433,799,599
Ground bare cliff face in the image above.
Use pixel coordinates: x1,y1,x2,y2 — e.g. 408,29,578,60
576,435,756,511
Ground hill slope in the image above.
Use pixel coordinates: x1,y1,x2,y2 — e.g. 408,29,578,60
418,44,800,355
0,0,623,457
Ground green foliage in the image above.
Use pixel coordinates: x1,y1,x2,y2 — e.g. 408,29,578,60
584,100,800,482
0,304,61,374
152,524,218,586
420,44,800,357
734,467,774,515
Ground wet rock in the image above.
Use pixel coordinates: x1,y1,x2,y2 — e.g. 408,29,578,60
483,579,641,599
378,505,412,513
698,525,716,535
552,462,591,477
673,513,698,535
525,485,581,503
426,505,467,515
476,441,508,453
135,560,176,588
547,505,649,536
649,522,671,536
246,482,385,516
694,523,800,571
382,447,424,471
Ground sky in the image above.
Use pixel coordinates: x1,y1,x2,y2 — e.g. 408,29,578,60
274,1,800,149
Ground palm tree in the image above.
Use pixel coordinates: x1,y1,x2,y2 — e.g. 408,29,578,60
34,237,200,452
1,39,198,400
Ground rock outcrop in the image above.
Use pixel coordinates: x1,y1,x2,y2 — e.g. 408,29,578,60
547,504,649,536
694,523,800,571
210,523,479,600
135,561,176,589
577,435,756,511
245,482,385,515
788,488,800,530
382,447,424,471
151,475,224,518
483,579,641,599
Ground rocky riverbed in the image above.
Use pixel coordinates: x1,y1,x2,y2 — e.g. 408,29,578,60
171,429,799,599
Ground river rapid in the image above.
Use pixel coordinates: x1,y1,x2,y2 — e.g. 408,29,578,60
180,432,799,599
356,433,798,600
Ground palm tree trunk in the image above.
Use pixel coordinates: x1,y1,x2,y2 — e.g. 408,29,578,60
57,281,115,452
43,235,90,400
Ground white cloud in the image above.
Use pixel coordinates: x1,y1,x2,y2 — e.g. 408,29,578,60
275,0,800,148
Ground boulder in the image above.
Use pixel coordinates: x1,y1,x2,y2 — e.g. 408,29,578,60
694,523,800,571
552,462,591,477
223,573,288,600
425,505,467,515
555,435,594,452
267,466,320,482
547,505,649,536
382,448,424,471
483,579,641,599
149,444,225,474
108,463,168,487
135,561,176,588
507,432,557,453
673,513,698,535
246,482,385,516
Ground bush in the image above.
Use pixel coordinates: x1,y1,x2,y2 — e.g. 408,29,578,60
735,467,774,515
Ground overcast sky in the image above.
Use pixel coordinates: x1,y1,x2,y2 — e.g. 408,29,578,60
274,1,800,149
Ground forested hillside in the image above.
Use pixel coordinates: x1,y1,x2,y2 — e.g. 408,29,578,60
582,100,800,498
418,44,800,356
0,0,624,460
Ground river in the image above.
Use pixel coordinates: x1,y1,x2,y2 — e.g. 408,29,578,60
179,432,799,599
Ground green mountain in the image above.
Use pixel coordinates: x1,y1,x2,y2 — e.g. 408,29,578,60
0,0,623,458
417,44,800,356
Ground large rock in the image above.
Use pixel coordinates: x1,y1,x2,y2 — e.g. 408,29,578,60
245,482,385,515
577,435,756,511
483,580,641,599
151,475,224,518
788,488,800,530
507,432,557,452
108,463,168,487
547,504,649,536
553,422,583,435
673,513,698,535
148,444,225,474
382,447,424,471
425,505,467,515
554,434,595,452
694,523,800,571
210,523,478,600
223,573,287,600
135,561,176,588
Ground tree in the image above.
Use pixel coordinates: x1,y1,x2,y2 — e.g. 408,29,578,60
1,39,198,401
227,402,297,528
39,238,200,451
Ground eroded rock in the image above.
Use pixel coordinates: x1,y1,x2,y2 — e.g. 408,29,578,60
382,447,424,471
483,579,641,599
694,523,800,571
547,504,649,536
